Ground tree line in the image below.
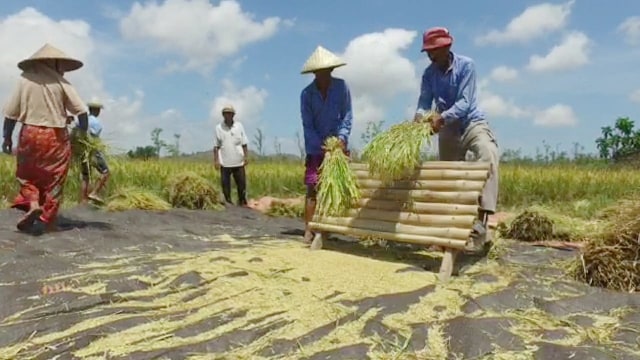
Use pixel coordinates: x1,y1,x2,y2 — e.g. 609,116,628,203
126,116,640,165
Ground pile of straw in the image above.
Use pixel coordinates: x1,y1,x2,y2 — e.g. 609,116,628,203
361,112,435,183
166,172,223,210
105,187,172,212
574,200,640,292
315,136,361,218
266,200,304,218
500,210,555,242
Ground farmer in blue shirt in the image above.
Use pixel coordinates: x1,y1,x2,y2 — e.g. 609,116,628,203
414,27,500,254
76,99,110,204
300,45,353,245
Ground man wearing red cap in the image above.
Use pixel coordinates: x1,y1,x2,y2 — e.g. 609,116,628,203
413,27,500,254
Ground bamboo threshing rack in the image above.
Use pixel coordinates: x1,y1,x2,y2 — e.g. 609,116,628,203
309,161,492,282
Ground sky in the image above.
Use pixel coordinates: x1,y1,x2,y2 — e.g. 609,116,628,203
1,0,640,157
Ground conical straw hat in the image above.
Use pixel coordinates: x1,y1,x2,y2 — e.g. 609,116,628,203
18,43,83,72
87,97,104,109
300,45,346,74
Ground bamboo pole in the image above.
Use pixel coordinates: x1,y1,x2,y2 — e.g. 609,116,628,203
308,222,469,249
313,216,471,240
352,169,490,181
355,199,479,216
350,161,491,171
356,179,486,192
358,188,480,205
339,208,476,230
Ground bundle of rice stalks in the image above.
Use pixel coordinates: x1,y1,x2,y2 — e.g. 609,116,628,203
315,136,361,218
573,200,640,292
105,187,172,212
266,200,304,218
500,210,554,242
361,112,435,183
70,128,109,166
166,172,223,210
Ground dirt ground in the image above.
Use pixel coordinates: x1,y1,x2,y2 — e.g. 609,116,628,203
0,205,638,359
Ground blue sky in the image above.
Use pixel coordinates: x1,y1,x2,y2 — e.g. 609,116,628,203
1,0,640,157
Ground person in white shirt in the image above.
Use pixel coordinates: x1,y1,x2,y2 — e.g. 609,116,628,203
214,105,249,206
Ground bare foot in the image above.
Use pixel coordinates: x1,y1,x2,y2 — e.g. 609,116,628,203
304,229,314,244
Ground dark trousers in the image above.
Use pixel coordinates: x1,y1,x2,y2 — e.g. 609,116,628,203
220,166,247,205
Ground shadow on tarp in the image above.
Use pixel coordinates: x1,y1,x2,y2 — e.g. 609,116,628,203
54,215,114,232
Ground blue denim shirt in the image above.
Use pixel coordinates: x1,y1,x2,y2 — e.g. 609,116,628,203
415,52,485,134
300,77,353,156
75,114,102,137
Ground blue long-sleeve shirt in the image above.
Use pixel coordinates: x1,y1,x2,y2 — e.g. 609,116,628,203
415,52,485,134
301,77,353,156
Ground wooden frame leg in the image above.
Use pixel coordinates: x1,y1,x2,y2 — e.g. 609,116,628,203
310,232,324,250
438,248,458,282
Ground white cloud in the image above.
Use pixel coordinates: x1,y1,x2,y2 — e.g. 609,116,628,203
533,104,578,127
0,7,96,97
526,31,591,72
618,16,640,45
629,89,640,104
210,79,268,129
119,0,287,73
330,28,420,140
489,66,519,82
0,7,209,155
477,79,529,119
475,0,575,46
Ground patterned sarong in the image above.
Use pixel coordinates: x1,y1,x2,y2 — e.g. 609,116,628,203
304,154,325,187
11,124,72,224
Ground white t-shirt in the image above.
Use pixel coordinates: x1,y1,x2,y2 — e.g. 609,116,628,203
215,121,249,167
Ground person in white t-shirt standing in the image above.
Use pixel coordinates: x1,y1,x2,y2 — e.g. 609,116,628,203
214,105,249,206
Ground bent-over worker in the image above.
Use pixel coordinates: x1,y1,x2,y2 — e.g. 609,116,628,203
413,27,500,254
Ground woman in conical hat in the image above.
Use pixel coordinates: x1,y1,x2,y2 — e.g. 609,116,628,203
2,43,90,235
299,45,354,246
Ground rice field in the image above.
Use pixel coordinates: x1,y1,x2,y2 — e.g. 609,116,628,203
1,153,640,218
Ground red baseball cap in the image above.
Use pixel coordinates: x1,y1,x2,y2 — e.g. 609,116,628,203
421,27,453,52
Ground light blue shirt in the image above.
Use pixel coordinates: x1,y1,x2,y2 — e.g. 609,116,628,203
75,115,102,137
416,52,485,134
300,76,353,156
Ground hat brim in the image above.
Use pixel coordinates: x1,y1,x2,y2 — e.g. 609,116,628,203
18,57,83,72
88,103,104,109
300,63,346,74
421,38,453,52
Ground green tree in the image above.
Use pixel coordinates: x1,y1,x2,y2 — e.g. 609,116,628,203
151,128,167,157
595,117,640,160
127,146,158,160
